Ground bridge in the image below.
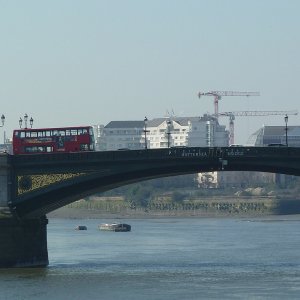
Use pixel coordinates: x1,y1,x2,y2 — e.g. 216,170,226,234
1,146,300,267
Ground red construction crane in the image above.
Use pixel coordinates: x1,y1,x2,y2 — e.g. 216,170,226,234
198,91,260,117
218,110,298,145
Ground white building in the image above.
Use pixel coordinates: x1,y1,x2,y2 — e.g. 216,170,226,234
187,115,229,147
147,118,189,148
95,115,229,151
92,124,104,151
148,115,229,149
96,121,145,151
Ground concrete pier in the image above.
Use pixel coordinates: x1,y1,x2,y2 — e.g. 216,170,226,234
0,216,49,267
0,153,10,209
0,153,49,267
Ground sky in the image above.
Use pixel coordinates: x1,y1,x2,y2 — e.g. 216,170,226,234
1,0,300,144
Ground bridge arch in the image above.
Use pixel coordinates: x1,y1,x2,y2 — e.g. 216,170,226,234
10,147,300,218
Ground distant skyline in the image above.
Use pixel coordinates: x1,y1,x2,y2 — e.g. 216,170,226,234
1,0,299,144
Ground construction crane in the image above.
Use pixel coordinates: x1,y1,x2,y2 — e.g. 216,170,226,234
218,110,298,145
198,91,260,117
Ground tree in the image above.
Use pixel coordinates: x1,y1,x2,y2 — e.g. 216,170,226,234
124,184,152,208
172,191,185,203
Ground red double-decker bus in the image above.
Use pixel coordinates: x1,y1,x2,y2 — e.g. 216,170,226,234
13,126,95,155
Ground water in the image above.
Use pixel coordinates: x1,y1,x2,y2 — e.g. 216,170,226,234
1,216,300,299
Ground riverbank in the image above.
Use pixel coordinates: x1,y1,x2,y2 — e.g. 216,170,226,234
47,196,300,219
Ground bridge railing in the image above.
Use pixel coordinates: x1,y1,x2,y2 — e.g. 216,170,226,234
10,146,300,166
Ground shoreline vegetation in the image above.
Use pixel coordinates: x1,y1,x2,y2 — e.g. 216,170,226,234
46,173,300,219
47,196,300,219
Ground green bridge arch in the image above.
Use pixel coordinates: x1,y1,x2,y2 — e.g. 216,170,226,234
8,146,300,219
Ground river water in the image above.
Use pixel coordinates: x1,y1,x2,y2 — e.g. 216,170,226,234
1,216,300,299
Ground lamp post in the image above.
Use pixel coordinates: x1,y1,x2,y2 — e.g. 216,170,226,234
167,120,172,148
24,113,28,129
284,114,288,146
143,117,149,149
19,114,34,129
0,114,5,127
0,114,5,144
30,117,34,128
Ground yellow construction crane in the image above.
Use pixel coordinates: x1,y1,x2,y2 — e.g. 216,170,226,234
218,110,298,145
198,91,260,117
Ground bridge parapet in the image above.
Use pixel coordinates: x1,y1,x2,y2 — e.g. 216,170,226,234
10,146,300,164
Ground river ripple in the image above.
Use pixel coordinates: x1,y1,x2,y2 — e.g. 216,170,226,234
0,216,300,300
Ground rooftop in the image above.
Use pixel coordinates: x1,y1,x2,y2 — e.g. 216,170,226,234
105,121,145,129
105,115,219,129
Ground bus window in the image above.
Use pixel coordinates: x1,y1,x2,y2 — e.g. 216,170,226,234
52,130,58,136
46,131,51,137
20,131,25,138
83,129,88,134
59,130,66,136
25,131,31,138
66,130,70,136
80,144,89,151
78,129,83,135
46,146,53,152
71,129,77,135
38,131,44,137
31,132,37,138
25,146,35,153
26,146,48,153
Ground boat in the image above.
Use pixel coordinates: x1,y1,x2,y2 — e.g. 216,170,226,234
75,225,87,230
98,223,131,232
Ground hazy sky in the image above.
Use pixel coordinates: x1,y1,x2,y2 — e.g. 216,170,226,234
1,0,299,144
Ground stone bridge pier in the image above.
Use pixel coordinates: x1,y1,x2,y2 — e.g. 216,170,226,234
0,154,48,267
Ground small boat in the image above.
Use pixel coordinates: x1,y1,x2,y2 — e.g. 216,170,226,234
75,225,87,230
98,223,131,232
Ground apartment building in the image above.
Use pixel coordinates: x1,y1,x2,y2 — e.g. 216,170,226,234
147,118,189,149
94,121,144,151
187,114,229,147
95,115,229,151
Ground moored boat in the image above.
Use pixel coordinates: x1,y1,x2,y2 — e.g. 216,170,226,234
99,223,131,232
75,225,87,230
